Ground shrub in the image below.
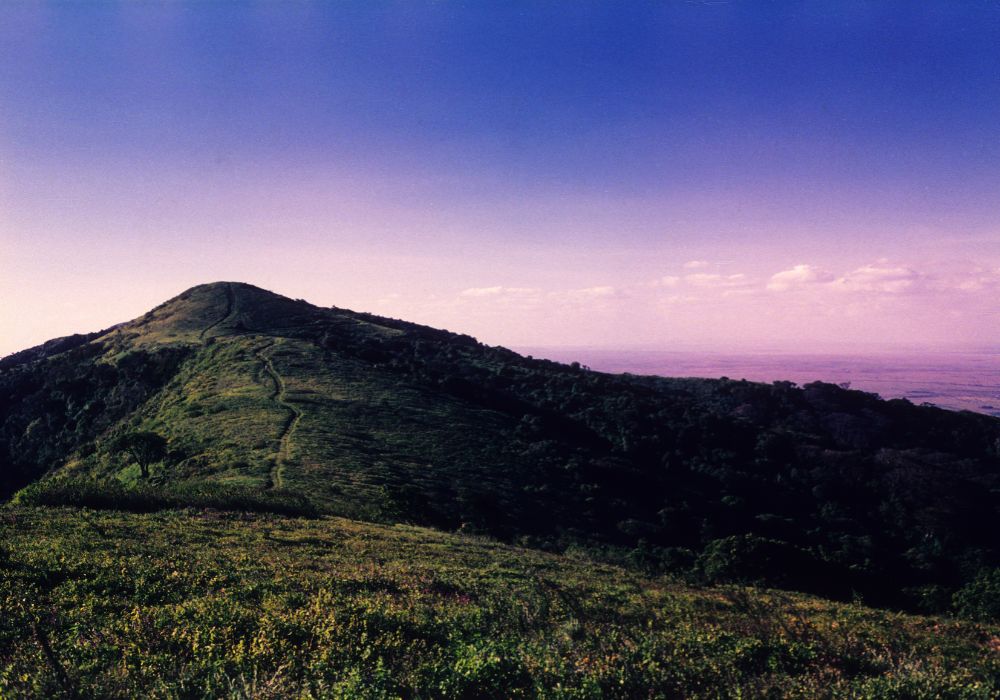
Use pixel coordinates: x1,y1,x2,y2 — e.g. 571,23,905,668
697,535,832,592
953,568,1000,622
12,478,317,517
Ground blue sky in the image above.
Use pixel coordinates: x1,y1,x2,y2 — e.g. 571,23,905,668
2,2,1000,353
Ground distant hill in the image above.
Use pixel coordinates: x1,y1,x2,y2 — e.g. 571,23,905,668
3,281,1000,615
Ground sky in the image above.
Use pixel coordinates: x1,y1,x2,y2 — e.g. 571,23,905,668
2,1,1000,356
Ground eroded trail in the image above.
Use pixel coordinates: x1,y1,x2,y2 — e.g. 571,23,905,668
199,282,236,340
255,341,303,490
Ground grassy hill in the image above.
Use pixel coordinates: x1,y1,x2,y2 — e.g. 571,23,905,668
3,506,999,699
3,281,1000,619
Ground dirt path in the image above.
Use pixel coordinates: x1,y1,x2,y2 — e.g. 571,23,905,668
199,283,236,340
255,341,303,490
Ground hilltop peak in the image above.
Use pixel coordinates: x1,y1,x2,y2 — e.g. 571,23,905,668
172,281,298,309
121,282,323,344
180,281,283,297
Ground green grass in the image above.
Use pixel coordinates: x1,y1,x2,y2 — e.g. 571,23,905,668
12,479,317,518
62,327,535,521
7,280,1000,635
2,506,998,699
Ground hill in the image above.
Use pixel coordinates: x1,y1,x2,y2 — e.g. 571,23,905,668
2,281,1000,617
3,507,999,698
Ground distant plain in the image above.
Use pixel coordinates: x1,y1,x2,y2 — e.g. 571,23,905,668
522,349,1000,418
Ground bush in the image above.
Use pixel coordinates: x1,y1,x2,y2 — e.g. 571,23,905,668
953,568,1000,622
697,535,835,593
12,478,317,518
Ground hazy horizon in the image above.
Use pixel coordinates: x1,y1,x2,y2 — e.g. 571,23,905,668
518,346,1000,418
3,3,999,356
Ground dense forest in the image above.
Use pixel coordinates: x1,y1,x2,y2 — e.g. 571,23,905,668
3,282,1000,621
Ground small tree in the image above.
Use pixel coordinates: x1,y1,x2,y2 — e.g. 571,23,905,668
110,431,167,479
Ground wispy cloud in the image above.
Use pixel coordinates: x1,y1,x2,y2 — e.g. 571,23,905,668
370,258,1000,350
949,266,1000,292
767,264,835,291
832,263,922,294
460,286,539,298
683,273,750,288
557,285,617,299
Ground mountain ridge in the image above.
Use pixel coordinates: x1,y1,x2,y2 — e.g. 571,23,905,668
3,281,1000,616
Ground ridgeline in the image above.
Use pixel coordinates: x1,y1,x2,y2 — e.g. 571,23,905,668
3,281,1000,622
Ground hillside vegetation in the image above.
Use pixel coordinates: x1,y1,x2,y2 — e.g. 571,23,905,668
3,506,999,699
2,282,1000,619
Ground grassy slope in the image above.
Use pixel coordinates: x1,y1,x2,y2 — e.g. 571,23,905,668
96,332,538,519
52,284,544,522
6,280,1000,621
1,506,998,700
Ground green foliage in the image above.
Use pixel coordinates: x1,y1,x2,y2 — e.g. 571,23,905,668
696,535,836,594
4,281,1000,619
12,478,316,518
0,338,189,496
109,431,168,479
2,507,999,699
953,569,1000,623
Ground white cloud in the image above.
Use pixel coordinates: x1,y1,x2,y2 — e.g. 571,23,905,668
833,264,921,294
683,260,710,269
546,286,619,309
939,265,1000,293
767,264,835,292
371,256,1000,351
460,286,538,298
562,285,616,299
660,294,701,305
684,273,750,288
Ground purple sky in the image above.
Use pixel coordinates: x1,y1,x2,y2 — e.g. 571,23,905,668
2,2,999,356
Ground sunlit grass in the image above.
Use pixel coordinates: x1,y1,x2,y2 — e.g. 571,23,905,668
2,506,998,698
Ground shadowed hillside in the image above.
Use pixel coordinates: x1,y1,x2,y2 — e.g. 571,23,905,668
3,281,1000,618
